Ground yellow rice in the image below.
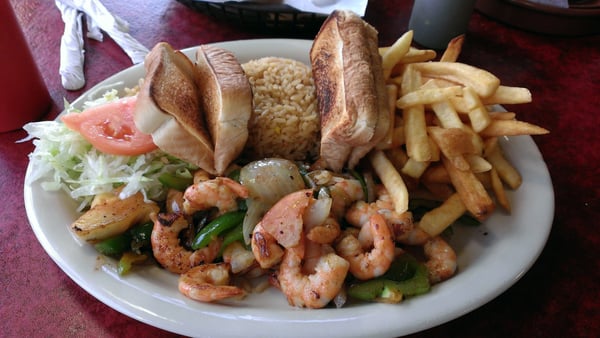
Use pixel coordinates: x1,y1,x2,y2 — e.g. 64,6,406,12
241,57,319,161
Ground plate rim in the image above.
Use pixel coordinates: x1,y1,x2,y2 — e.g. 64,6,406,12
24,38,555,337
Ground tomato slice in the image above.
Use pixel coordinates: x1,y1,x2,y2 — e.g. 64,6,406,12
61,96,157,156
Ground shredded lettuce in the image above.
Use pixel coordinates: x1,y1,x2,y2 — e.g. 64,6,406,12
22,91,197,211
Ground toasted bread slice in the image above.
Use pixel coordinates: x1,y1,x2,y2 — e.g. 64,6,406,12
347,21,390,168
310,10,385,171
134,42,216,174
196,45,252,174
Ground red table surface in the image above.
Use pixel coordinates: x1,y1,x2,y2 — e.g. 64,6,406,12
1,0,599,337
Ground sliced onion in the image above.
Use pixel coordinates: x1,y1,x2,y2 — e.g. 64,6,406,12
333,287,348,308
239,158,306,244
303,195,332,229
241,199,268,244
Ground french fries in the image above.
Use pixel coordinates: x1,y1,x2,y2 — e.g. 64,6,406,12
365,32,548,233
401,157,429,179
462,86,492,132
418,193,466,236
489,167,511,212
369,150,409,214
381,30,414,80
428,126,475,171
409,62,500,98
483,138,522,189
431,97,464,129
482,85,532,105
422,181,455,200
489,111,517,120
401,47,437,64
439,35,464,63
401,65,431,161
442,155,495,220
479,119,549,137
421,164,450,184
376,84,400,150
466,155,492,173
396,86,463,109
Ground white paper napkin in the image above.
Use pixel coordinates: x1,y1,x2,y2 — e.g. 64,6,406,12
56,0,86,90
55,0,149,90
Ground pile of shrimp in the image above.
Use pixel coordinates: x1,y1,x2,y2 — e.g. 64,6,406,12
151,168,457,309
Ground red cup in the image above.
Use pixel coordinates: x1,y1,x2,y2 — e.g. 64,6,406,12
0,0,52,132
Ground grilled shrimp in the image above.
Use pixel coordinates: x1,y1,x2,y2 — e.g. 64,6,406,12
302,188,340,245
150,213,221,274
222,241,256,275
397,226,431,246
276,248,349,308
192,169,211,183
183,177,249,216
346,199,424,245
328,176,365,218
305,216,341,245
251,189,314,267
251,222,285,269
302,239,335,275
372,186,429,245
336,213,395,280
178,263,246,302
424,236,457,284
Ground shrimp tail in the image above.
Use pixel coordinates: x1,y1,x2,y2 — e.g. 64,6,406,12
178,263,246,302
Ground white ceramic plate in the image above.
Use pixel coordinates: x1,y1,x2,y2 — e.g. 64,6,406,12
24,39,554,337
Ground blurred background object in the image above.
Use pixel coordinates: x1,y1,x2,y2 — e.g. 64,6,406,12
175,0,328,38
476,0,600,35
408,0,476,49
0,0,51,132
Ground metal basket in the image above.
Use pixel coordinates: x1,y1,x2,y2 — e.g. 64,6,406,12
176,0,328,37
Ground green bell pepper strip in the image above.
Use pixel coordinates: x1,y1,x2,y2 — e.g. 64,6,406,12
348,279,390,301
218,223,245,256
381,254,418,281
222,223,244,249
191,210,246,250
117,251,148,275
348,266,430,302
227,168,241,182
348,253,431,302
130,222,153,250
384,253,430,295
94,232,133,257
392,263,431,296
158,172,194,191
348,280,405,303
94,222,154,257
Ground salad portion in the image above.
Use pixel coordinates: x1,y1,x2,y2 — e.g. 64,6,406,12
23,89,197,212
